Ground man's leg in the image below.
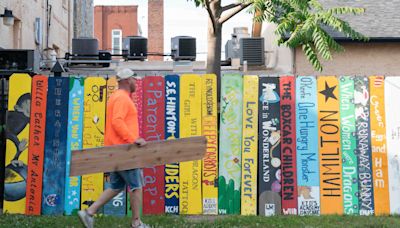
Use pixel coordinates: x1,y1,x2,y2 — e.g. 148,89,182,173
129,188,142,222
79,172,125,228
87,188,122,215
123,169,148,227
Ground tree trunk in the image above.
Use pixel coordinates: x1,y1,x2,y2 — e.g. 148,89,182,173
252,9,263,37
207,20,222,98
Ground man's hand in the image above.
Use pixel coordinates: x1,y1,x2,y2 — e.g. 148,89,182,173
134,138,147,147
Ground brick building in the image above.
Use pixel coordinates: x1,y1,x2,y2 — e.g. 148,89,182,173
94,5,139,54
94,0,164,60
148,0,164,60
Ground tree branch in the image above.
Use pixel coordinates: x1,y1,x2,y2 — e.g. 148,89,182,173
219,3,252,24
205,0,217,33
221,3,242,12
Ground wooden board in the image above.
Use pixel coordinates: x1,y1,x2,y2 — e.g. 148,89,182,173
3,73,32,214
103,76,127,216
202,74,218,215
164,75,180,214
42,77,69,215
218,73,242,215
80,77,106,210
354,76,374,216
240,75,258,215
296,76,320,216
64,77,84,216
25,75,47,215
369,76,390,215
385,76,400,214
339,76,359,215
317,76,343,215
258,76,281,216
71,136,206,176
280,76,298,215
179,74,202,215
142,76,165,215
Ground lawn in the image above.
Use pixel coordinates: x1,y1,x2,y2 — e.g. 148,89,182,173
1,214,400,228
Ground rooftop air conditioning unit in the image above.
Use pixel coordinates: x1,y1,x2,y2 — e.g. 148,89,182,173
225,27,250,60
123,36,147,61
72,37,99,60
171,36,196,61
240,37,265,66
0,49,39,76
99,51,112,67
68,37,111,67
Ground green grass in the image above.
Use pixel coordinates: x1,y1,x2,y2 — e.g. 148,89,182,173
1,214,400,227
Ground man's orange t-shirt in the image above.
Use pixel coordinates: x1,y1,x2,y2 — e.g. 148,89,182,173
105,89,139,146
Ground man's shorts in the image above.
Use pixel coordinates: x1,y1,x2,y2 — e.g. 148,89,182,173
109,168,144,192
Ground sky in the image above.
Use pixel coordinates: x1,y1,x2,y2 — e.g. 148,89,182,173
93,0,253,60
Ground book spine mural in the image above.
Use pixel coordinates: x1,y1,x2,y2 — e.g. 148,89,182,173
42,77,69,215
369,76,389,215
296,76,320,216
258,76,281,216
317,76,343,215
5,73,400,217
202,74,218,215
103,76,126,216
142,76,165,215
3,74,32,214
218,74,243,215
240,75,258,215
64,77,84,215
81,77,106,211
339,76,359,215
164,75,180,215
179,74,202,215
385,76,400,215
354,76,375,216
280,76,298,215
25,75,47,215
128,77,144,216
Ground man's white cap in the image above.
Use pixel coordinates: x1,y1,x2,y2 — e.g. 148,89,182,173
116,68,136,81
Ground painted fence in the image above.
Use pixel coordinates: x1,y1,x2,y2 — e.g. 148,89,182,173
1,74,400,216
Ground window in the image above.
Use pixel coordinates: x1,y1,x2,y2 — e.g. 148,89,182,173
111,29,122,55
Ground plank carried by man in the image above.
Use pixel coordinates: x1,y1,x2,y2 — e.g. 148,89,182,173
70,136,207,176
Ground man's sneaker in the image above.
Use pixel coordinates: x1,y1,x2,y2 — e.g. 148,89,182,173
78,210,94,228
132,220,150,228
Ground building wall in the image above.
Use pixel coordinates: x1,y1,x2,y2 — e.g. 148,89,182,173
0,0,73,56
74,0,94,38
94,5,138,51
261,22,293,75
148,0,164,61
295,42,400,76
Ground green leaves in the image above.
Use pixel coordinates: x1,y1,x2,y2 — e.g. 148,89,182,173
303,43,323,71
312,27,332,60
189,0,367,72
189,0,206,7
251,0,367,71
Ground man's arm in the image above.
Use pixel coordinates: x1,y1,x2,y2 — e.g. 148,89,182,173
134,137,146,147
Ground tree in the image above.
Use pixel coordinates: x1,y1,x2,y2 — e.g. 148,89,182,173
190,0,366,76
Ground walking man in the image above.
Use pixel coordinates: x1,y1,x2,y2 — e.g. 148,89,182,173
78,69,148,228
